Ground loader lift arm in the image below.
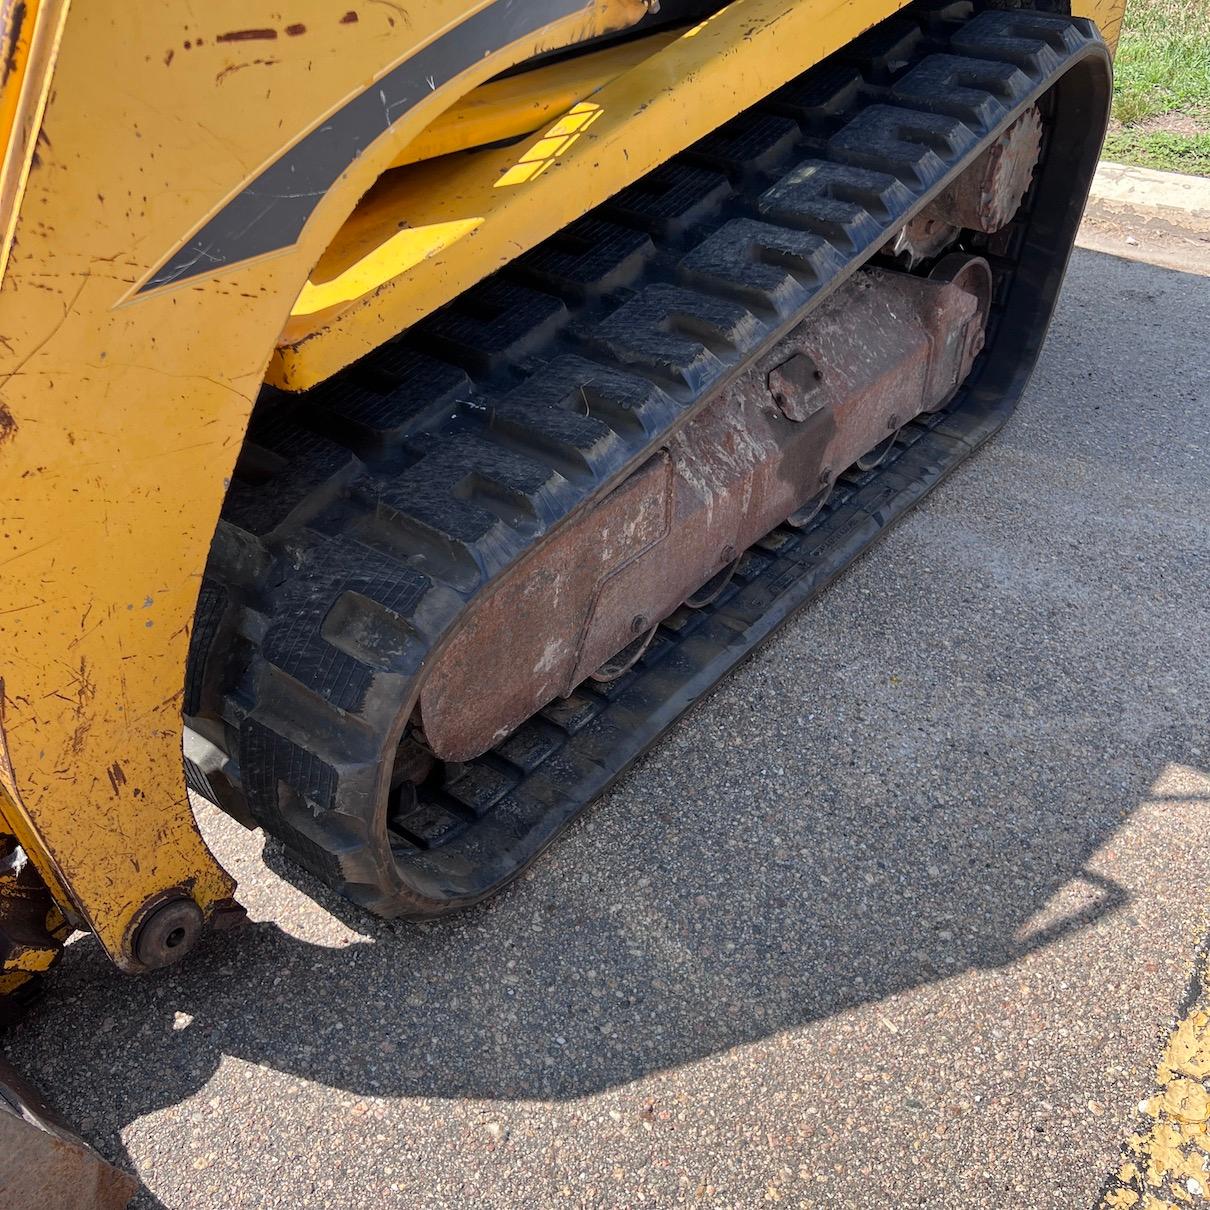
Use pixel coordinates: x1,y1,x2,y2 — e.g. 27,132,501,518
0,0,655,976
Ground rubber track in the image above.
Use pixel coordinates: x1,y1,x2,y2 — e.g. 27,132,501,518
186,4,1110,915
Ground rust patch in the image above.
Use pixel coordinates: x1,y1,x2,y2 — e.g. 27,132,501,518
0,403,16,446
926,106,1044,235
216,28,279,43
420,260,993,761
767,352,825,422
339,11,360,24
0,1056,138,1210
68,722,89,755
105,762,127,797
285,23,307,36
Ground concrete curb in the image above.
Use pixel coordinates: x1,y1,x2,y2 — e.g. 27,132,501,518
1086,161,1210,241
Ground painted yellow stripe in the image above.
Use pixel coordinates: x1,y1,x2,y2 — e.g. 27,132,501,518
1100,946,1210,1209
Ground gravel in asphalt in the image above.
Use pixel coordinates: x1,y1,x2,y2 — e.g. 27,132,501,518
5,239,1210,1210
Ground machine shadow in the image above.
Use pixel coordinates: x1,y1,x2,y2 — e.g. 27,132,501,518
46,735,1141,1210
8,247,1208,1207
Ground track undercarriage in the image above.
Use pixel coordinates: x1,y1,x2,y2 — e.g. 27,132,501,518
185,5,1110,917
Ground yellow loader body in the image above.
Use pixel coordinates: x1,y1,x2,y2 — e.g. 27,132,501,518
0,0,1122,992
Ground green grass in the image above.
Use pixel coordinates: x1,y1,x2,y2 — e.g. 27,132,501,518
1102,127,1210,175
1105,0,1210,174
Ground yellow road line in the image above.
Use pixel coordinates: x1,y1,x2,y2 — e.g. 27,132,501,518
1101,940,1210,1209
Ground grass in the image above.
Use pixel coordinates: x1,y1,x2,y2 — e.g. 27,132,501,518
1104,0,1210,175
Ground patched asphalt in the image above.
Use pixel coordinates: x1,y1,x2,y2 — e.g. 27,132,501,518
5,239,1209,1210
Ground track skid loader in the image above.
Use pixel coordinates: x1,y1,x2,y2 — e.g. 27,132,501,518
0,0,1122,1200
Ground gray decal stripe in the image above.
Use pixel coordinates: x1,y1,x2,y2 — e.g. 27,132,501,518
141,0,590,292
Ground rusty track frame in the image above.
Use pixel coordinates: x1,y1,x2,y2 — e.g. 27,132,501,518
419,259,992,761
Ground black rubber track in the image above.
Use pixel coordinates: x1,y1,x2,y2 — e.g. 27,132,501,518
185,3,1111,917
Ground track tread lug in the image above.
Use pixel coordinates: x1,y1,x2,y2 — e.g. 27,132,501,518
951,10,1092,72
486,398,620,479
410,280,568,374
678,216,846,315
767,62,864,129
184,582,230,718
577,284,762,393
685,110,802,178
389,797,468,850
443,762,518,815
223,440,358,539
828,104,980,189
494,718,566,775
501,354,679,440
257,543,430,712
602,162,734,239
758,160,914,245
541,691,603,736
839,15,926,81
890,53,1031,128
307,351,470,456
510,216,655,301
362,434,574,566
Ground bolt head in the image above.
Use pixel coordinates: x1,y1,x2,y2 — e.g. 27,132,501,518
767,353,823,422
134,898,203,970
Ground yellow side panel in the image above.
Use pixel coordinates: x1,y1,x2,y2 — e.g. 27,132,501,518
0,0,648,968
1072,0,1126,53
272,0,1130,391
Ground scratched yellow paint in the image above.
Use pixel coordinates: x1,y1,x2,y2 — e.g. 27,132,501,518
0,0,647,971
273,0,1129,390
273,0,932,388
1073,0,1126,53
0,0,50,282
387,30,682,169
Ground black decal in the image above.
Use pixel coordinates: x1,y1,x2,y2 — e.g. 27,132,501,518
140,0,588,292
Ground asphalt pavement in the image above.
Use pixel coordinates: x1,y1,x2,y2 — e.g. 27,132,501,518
5,235,1210,1210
